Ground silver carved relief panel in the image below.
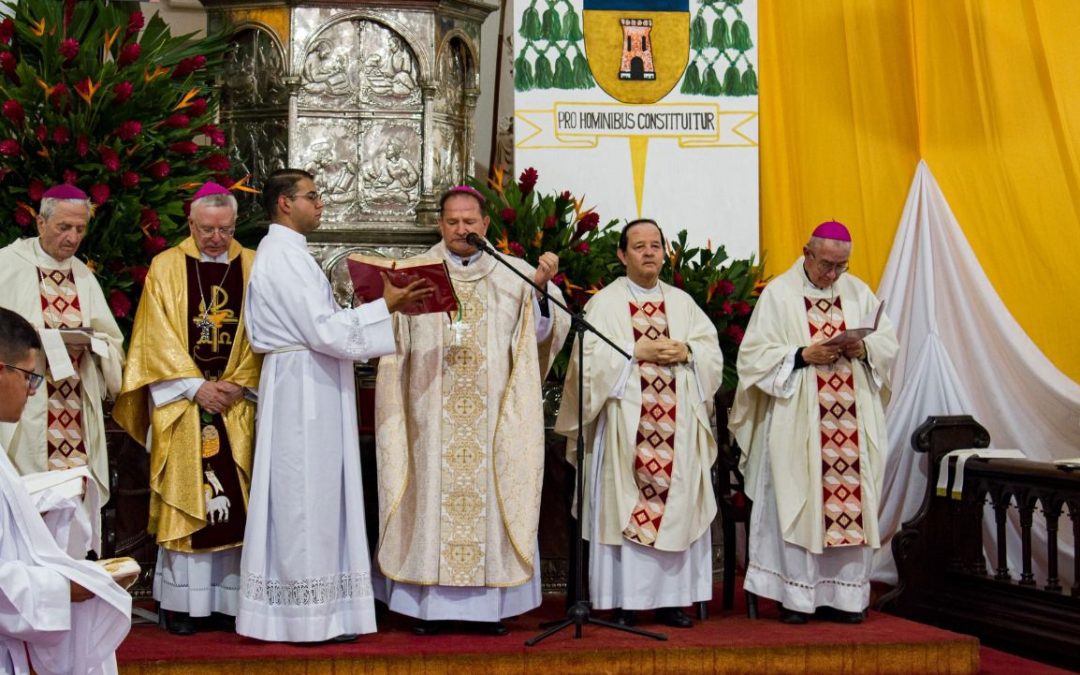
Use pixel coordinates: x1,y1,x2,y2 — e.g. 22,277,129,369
294,119,362,226
221,28,287,109
432,122,463,196
298,19,422,110
358,120,422,216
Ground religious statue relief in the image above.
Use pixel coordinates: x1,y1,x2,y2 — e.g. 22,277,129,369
363,137,420,207
302,38,351,98
305,141,358,206
357,23,422,107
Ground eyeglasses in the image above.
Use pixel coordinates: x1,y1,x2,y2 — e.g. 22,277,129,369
806,250,849,275
3,363,44,391
194,225,236,237
287,191,324,204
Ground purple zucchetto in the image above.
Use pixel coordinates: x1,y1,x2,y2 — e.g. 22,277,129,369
445,185,485,204
42,184,88,200
192,181,231,200
811,220,851,242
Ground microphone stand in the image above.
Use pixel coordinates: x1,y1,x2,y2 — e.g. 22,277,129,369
463,235,666,645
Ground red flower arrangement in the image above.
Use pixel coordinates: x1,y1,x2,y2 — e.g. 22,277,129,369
0,0,232,336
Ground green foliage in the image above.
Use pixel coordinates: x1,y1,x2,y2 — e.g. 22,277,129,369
468,167,765,387
0,0,230,336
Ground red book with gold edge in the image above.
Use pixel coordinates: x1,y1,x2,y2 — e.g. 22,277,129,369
346,254,459,316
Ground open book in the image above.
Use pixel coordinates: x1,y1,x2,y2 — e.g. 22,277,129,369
823,301,885,347
95,557,141,590
346,254,458,315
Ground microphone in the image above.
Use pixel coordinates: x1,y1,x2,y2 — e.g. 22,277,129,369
465,232,493,253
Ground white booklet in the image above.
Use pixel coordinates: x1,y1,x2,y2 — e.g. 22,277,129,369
823,301,885,347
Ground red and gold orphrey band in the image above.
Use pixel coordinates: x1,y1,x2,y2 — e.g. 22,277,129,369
623,300,677,547
805,296,865,547
38,267,89,471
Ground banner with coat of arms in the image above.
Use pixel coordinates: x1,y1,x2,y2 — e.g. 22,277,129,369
512,0,758,256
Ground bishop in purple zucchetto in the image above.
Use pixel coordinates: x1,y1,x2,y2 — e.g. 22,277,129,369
42,184,88,200
811,220,851,242
192,181,231,200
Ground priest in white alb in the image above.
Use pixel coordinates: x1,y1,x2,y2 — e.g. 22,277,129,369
237,169,431,643
1,306,131,675
555,219,723,628
730,221,899,624
374,186,570,636
0,184,124,557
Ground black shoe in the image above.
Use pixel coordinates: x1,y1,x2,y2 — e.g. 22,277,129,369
163,610,196,636
655,607,694,628
613,608,638,626
778,605,811,625
199,612,236,633
817,606,865,624
412,620,445,636
326,633,359,643
477,621,508,636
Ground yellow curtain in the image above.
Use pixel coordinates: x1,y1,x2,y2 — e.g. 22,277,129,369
761,0,1080,381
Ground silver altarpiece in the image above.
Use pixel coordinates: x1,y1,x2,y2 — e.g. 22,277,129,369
203,0,494,302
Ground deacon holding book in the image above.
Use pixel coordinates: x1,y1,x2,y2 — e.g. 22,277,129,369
374,185,570,635
113,182,261,635
554,219,724,628
730,221,898,624
237,169,430,643
0,307,131,675
0,184,124,556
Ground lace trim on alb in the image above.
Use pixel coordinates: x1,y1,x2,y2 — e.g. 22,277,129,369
345,310,371,360
240,571,372,607
747,560,867,591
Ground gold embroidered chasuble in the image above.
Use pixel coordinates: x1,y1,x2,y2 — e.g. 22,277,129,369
731,258,899,554
0,238,124,504
375,242,569,587
113,238,261,553
555,278,725,551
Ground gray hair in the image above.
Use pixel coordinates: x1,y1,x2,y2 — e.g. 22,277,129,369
39,197,91,222
190,192,238,218
806,235,852,252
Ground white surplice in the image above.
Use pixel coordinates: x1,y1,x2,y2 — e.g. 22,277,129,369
237,224,395,642
0,238,124,555
555,278,724,611
0,443,130,675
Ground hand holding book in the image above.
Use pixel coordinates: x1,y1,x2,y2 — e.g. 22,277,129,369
348,254,458,315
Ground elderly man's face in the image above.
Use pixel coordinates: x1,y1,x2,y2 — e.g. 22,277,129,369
37,201,89,262
438,194,489,257
617,222,665,287
802,239,851,289
188,204,237,259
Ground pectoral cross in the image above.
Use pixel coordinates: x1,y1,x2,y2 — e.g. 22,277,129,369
197,316,214,344
451,319,467,347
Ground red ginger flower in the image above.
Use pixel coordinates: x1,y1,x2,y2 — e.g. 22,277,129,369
169,140,198,155
188,98,208,116
509,241,526,257
2,99,23,126
0,138,21,156
518,167,538,196
500,207,517,223
198,124,225,146
203,154,230,171
52,127,70,145
14,208,32,227
60,38,80,62
163,113,189,128
108,289,132,318
147,161,170,179
112,81,133,104
129,265,149,286
0,18,14,44
116,120,142,141
121,171,139,189
75,134,89,157
117,43,141,68
89,183,110,205
28,179,44,201
142,234,167,255
126,10,145,37
99,146,120,172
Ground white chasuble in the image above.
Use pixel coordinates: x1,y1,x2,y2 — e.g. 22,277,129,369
731,258,898,555
0,238,124,554
375,241,569,601
237,224,394,642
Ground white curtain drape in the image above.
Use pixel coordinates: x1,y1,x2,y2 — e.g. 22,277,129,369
872,160,1080,586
